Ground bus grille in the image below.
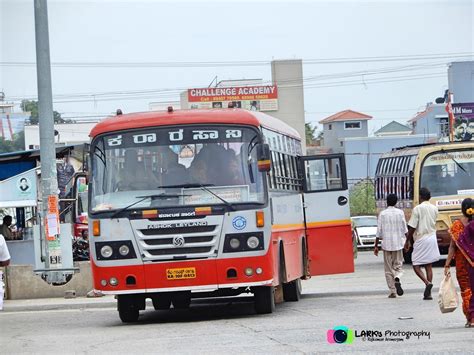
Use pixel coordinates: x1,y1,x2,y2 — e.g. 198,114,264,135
135,225,219,261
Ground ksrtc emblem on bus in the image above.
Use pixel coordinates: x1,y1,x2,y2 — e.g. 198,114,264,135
232,216,247,230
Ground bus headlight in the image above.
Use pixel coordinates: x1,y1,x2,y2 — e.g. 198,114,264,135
95,241,137,260
100,245,113,258
119,245,130,256
224,233,264,253
229,238,240,249
247,236,260,249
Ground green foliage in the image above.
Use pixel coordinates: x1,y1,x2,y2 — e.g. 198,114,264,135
350,180,376,216
20,100,67,124
305,123,316,145
0,131,25,154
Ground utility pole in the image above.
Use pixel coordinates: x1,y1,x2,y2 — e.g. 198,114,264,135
34,0,60,279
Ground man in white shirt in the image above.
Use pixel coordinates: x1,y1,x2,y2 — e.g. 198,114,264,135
405,187,440,300
374,194,407,298
0,232,11,311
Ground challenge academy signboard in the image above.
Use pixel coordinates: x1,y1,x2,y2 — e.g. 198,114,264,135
187,85,278,112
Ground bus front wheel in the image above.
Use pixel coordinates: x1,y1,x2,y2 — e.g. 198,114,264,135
283,279,302,302
117,295,140,323
254,286,275,314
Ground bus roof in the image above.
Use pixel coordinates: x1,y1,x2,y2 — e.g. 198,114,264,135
380,140,474,158
89,109,301,140
0,145,80,164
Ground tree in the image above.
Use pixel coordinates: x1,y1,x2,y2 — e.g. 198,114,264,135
20,100,68,124
305,123,316,145
349,180,376,216
0,131,25,154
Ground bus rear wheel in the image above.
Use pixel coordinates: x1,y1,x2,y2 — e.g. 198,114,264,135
283,278,302,302
254,286,275,314
117,295,140,323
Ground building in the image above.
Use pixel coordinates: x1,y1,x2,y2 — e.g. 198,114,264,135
178,59,306,151
319,109,372,153
408,103,449,141
448,61,474,103
408,61,474,143
374,120,412,137
24,120,99,150
343,134,438,185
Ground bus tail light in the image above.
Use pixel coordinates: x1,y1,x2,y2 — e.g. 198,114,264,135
256,211,264,227
92,220,101,236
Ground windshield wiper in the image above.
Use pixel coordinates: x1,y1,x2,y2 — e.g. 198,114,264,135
160,183,236,211
110,193,189,218
160,183,213,189
441,149,467,174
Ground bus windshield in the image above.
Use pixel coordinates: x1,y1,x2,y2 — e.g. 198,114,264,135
420,149,474,198
90,125,265,212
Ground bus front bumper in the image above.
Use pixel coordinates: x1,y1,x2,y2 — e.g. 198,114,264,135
91,252,274,294
436,230,451,254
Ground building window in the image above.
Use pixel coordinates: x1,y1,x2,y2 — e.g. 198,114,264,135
439,117,449,137
340,141,343,147
328,124,332,130
344,121,361,130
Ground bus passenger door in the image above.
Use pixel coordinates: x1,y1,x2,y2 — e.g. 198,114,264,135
299,154,354,276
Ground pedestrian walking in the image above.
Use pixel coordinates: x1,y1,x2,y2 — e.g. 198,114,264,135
0,232,11,311
405,187,440,300
0,215,14,240
374,194,407,298
445,198,474,327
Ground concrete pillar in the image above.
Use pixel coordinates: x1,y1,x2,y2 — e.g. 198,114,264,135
271,59,306,152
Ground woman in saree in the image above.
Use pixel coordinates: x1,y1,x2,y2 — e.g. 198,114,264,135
445,198,474,328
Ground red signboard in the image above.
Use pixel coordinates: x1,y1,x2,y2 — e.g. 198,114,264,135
188,86,278,103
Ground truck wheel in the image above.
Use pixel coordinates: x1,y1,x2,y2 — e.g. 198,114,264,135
152,295,171,310
117,296,139,323
171,291,191,309
283,278,302,302
254,286,275,314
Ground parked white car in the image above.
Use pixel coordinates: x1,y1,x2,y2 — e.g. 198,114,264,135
351,216,379,248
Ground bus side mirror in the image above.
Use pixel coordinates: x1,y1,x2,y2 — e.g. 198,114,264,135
256,143,271,172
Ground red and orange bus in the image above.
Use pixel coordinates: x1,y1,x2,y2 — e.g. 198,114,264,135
88,108,354,322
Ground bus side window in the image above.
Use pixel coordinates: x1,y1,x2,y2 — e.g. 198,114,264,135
409,170,414,199
401,176,405,200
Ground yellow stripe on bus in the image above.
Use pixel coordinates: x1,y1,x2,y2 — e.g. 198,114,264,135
271,219,351,232
306,219,351,228
271,223,305,232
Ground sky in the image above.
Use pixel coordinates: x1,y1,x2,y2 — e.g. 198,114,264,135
1,0,473,134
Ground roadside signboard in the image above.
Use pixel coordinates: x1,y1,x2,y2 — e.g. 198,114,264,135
451,103,474,141
187,85,278,112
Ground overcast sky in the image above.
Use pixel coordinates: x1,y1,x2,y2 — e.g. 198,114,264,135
1,0,473,133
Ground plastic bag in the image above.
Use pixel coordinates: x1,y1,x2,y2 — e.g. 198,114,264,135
438,274,459,313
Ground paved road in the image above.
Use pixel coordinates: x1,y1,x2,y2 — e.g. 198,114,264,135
1,252,472,354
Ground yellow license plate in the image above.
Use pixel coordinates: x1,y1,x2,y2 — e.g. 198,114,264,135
166,267,196,280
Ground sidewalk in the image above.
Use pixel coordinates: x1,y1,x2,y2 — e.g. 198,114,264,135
2,294,117,312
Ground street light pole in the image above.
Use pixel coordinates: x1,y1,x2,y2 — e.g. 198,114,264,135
34,0,58,272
